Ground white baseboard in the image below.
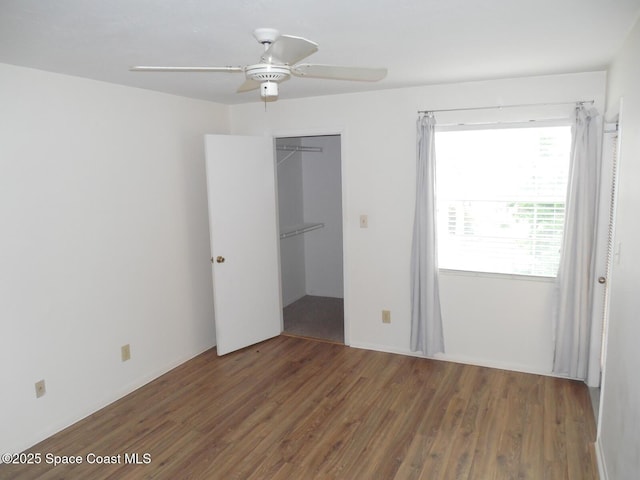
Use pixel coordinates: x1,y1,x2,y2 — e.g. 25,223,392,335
348,342,425,358
349,342,556,377
434,353,556,377
595,437,608,480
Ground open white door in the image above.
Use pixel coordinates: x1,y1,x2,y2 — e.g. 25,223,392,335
205,134,282,355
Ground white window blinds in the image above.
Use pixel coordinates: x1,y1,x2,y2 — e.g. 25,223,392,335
435,124,571,277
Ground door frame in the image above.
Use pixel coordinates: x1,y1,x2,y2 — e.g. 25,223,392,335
587,123,619,387
596,98,623,437
270,127,350,346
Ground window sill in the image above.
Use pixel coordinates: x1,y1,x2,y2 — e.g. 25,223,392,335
438,268,556,283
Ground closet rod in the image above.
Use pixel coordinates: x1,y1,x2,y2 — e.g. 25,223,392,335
276,145,324,167
418,100,594,115
276,145,323,153
280,223,324,240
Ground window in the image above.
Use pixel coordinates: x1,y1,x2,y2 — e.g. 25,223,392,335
435,124,571,277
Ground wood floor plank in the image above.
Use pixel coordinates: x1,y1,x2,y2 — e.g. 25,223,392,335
1,336,598,480
464,370,508,479
495,373,529,480
564,381,599,480
545,381,570,480
440,366,493,480
345,359,440,480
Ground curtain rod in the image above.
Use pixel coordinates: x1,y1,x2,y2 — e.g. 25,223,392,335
418,100,594,115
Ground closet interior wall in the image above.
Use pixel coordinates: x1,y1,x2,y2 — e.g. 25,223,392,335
277,135,344,307
277,137,306,306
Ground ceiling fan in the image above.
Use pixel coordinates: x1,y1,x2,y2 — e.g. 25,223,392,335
130,28,387,100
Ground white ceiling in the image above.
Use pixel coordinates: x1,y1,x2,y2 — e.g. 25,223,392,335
1,0,639,105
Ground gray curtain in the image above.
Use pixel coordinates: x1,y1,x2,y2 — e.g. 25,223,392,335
553,105,602,383
410,113,445,355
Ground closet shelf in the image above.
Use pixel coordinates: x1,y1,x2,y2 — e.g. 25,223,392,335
280,222,325,239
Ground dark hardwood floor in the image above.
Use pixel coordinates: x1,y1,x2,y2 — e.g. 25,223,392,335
1,336,598,479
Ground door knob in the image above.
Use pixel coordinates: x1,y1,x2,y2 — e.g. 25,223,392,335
598,276,606,284
216,256,225,263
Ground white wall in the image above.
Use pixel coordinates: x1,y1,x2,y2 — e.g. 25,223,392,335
301,135,343,298
276,138,306,305
440,271,554,372
230,72,606,373
599,17,640,480
0,63,228,454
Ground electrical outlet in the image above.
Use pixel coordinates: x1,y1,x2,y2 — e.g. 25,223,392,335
360,214,368,228
121,344,131,362
382,310,391,324
35,379,46,398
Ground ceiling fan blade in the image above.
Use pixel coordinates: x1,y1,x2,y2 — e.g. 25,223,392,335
262,35,318,65
237,78,260,93
130,66,244,73
291,64,387,82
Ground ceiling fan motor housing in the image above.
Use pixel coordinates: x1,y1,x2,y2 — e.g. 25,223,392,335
245,64,289,82
245,63,290,98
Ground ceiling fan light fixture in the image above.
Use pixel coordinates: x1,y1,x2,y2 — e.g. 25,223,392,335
260,81,278,99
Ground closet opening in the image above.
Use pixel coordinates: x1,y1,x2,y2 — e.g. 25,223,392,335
275,135,344,344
